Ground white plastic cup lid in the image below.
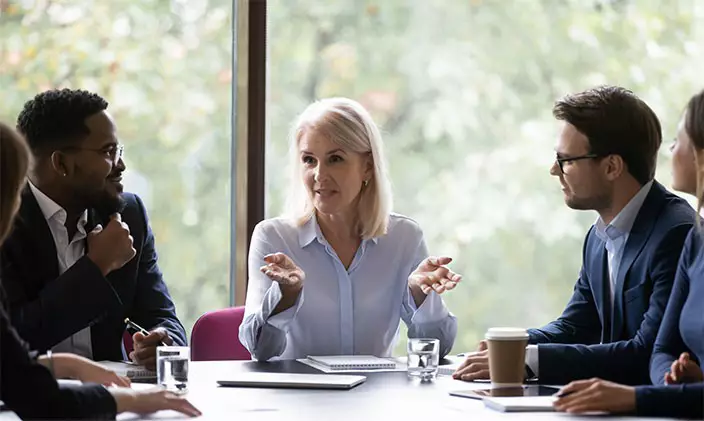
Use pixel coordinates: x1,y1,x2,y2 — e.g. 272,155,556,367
485,327,529,340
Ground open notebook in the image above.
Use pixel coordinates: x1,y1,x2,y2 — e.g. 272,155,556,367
99,361,156,381
306,355,397,370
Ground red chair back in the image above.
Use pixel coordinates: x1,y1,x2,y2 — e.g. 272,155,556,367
123,330,134,355
190,306,251,361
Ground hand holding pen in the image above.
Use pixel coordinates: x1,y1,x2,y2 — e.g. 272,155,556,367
553,378,635,414
124,318,172,370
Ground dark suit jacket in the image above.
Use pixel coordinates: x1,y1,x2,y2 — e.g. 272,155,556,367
0,188,187,361
0,298,117,419
528,181,695,385
635,383,703,419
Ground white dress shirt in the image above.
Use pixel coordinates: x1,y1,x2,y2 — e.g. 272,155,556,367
29,182,93,359
525,180,654,377
239,213,457,361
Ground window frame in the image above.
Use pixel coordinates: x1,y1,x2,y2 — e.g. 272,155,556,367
231,0,266,306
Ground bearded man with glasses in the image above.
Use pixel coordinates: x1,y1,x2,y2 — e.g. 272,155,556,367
1,89,186,370
454,85,695,386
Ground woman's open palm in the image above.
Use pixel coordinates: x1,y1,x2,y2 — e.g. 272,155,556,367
260,253,305,289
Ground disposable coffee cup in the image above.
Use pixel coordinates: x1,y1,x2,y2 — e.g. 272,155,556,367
485,327,529,387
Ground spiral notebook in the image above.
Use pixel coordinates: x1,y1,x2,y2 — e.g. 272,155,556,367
98,361,157,380
306,355,397,370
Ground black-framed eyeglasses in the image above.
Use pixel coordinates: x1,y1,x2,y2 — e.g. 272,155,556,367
61,144,124,164
555,153,601,174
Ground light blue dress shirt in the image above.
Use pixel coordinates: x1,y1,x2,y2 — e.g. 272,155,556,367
239,213,457,361
526,180,654,376
593,180,653,306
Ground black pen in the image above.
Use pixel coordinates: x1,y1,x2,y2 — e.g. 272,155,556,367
554,390,574,398
124,317,168,346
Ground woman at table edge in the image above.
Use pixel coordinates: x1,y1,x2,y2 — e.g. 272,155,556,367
554,90,704,419
0,121,201,419
239,97,462,361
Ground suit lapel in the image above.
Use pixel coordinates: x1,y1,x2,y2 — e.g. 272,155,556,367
84,208,104,254
15,187,60,283
589,242,611,342
85,207,112,356
610,182,664,340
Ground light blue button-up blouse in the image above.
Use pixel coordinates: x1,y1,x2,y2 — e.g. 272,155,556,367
239,213,457,361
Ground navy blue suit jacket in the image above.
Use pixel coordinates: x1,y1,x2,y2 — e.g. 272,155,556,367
635,382,703,419
528,181,695,385
650,227,704,385
0,188,186,361
629,228,703,419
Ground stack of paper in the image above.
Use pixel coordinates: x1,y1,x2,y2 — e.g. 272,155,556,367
99,361,156,381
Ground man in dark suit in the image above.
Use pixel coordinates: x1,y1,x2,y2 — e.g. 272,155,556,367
1,88,186,369
453,86,695,385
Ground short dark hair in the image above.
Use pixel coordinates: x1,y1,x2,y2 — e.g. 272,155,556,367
16,88,108,155
553,85,661,185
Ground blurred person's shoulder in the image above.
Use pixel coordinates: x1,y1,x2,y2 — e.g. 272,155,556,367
684,223,704,259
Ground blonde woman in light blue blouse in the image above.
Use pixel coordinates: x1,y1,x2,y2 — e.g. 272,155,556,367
239,97,462,361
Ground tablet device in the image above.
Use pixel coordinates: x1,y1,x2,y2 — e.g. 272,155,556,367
450,385,560,400
217,372,366,390
449,386,560,412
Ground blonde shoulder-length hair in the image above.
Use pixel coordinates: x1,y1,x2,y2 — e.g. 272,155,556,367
284,97,393,239
0,122,30,244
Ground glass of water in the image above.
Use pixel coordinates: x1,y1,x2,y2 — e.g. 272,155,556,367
407,338,440,381
157,346,189,393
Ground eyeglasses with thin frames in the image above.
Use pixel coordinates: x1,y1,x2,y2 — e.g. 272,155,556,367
61,144,124,165
555,153,601,174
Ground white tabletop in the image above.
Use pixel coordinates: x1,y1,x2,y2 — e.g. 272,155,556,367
116,360,678,421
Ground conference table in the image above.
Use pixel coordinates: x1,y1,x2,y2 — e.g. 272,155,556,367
117,359,682,421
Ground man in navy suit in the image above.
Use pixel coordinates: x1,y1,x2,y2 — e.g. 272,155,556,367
454,86,695,385
0,89,186,369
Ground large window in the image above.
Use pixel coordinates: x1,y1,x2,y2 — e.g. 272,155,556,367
266,1,704,354
4,0,703,354
0,0,234,336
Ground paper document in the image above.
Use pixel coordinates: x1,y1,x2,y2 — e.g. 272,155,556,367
98,361,156,380
437,364,460,376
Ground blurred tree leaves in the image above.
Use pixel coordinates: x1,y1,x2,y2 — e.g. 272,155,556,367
0,0,233,337
266,0,703,354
